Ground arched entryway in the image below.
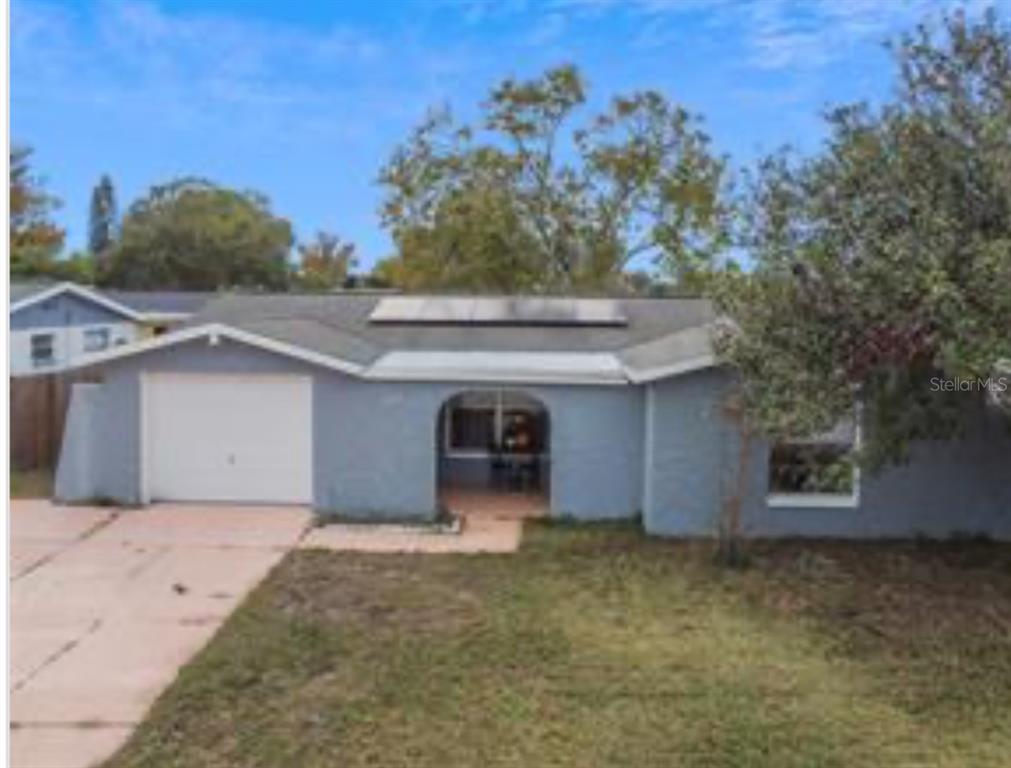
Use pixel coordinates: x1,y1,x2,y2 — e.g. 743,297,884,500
436,389,550,520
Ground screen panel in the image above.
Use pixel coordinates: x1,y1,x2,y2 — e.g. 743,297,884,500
369,297,627,326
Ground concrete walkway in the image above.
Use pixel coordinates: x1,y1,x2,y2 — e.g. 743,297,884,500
300,516,522,554
10,502,311,768
10,500,524,767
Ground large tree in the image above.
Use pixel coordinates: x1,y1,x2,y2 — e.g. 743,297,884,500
714,10,1011,468
88,174,118,257
292,231,358,292
10,145,66,278
379,65,729,292
99,178,293,290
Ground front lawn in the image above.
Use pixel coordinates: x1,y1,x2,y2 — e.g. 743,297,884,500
105,525,1011,768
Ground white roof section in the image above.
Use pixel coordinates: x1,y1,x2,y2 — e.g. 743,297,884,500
621,325,718,383
365,351,628,385
369,296,628,326
9,282,145,322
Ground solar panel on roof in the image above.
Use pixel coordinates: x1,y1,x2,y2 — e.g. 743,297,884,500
368,296,428,322
368,297,627,326
469,297,510,323
419,297,475,322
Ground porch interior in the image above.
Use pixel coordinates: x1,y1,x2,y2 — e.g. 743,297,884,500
439,487,548,521
437,389,551,522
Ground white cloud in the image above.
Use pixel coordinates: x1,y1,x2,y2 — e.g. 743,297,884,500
540,0,995,69
523,12,569,46
12,0,392,140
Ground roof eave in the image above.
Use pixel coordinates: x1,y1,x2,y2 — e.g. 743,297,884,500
624,355,721,383
9,282,145,322
363,369,628,386
71,323,366,376
69,321,722,386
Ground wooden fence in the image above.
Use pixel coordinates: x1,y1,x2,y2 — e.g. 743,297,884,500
10,373,98,471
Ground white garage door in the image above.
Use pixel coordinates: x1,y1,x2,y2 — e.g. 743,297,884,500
144,373,312,504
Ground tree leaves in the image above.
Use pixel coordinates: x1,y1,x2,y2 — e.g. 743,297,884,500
98,178,293,291
292,232,357,292
88,175,118,257
10,145,66,277
378,66,728,293
716,10,1011,467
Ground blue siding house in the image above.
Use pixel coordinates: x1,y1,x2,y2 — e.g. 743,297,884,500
54,293,1011,539
9,282,211,375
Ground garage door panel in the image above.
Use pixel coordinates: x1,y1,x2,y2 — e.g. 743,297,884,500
146,374,312,504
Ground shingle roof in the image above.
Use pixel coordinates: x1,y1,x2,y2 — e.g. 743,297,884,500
10,281,57,304
190,292,718,371
10,282,212,317
102,290,214,315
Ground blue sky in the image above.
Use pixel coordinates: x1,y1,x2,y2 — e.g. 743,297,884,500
11,0,992,270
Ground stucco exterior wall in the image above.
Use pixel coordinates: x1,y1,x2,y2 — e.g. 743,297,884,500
58,337,645,521
643,369,1011,539
54,384,103,502
57,334,1007,537
313,375,644,521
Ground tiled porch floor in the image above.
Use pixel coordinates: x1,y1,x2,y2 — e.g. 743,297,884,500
298,488,546,555
440,487,549,521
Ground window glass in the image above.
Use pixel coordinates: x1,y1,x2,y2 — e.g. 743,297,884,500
84,328,111,352
31,334,55,367
449,407,496,452
445,391,548,456
769,443,855,495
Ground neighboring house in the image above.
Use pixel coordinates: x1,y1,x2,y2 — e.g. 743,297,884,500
54,294,1011,539
9,282,211,376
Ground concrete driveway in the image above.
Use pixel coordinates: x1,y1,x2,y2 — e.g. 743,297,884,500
10,501,312,768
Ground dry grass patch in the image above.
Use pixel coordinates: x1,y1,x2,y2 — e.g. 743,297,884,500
10,469,53,499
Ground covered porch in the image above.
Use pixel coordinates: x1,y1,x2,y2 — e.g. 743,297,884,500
436,389,551,520
439,487,548,521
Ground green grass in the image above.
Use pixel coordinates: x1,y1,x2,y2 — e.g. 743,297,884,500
10,469,53,499
104,524,1011,768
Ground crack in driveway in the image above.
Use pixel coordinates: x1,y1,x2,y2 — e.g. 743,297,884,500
12,511,121,581
13,618,104,692
10,502,312,768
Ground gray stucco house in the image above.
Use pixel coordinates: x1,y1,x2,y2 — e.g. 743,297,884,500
55,293,1011,539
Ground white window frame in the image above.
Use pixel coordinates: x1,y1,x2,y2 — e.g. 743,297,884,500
443,391,546,460
766,422,861,509
83,326,111,352
30,333,56,368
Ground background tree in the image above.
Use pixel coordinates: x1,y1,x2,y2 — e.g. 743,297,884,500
714,10,1011,469
88,174,118,257
10,145,66,278
99,178,293,290
379,66,729,293
292,231,358,291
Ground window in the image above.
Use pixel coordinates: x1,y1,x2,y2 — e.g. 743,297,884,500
30,334,55,368
767,422,859,508
444,391,547,457
449,407,497,452
83,327,111,352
